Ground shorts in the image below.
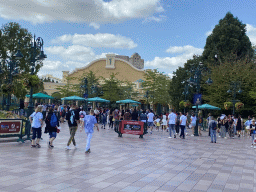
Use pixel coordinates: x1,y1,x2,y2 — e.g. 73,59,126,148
148,122,153,127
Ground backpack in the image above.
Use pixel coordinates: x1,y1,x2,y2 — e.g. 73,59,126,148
50,113,58,127
140,113,147,121
70,110,75,124
211,121,217,130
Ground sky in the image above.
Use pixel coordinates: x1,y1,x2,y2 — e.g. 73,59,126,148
0,0,255,79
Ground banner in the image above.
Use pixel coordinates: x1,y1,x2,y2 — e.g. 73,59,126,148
193,94,202,105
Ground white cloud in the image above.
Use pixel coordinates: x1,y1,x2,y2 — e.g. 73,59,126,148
45,45,96,62
52,33,137,49
166,45,203,55
146,45,204,78
205,30,212,36
0,0,163,24
246,24,256,45
143,15,166,23
89,22,100,30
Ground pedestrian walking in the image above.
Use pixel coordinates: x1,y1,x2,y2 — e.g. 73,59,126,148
65,104,80,150
209,116,217,143
175,112,180,136
168,109,177,138
29,105,44,148
236,115,243,137
179,111,187,139
250,120,256,148
190,113,197,136
45,108,59,148
147,110,154,134
81,109,99,153
161,113,167,131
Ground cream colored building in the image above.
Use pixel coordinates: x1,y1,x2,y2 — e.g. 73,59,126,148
43,53,146,101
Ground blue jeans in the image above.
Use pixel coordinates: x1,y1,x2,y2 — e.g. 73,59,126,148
180,125,185,138
168,124,175,137
85,132,93,151
49,132,57,138
211,129,216,142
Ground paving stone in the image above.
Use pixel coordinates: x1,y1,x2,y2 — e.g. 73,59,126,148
1,123,256,191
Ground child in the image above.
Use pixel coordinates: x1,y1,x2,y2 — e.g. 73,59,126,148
154,116,161,131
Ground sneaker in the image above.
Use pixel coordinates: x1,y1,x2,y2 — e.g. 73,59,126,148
191,135,194,136
224,137,227,139
48,142,51,148
31,145,36,148
85,149,91,153
174,135,176,138
251,145,254,148
150,131,152,134
254,146,256,149
218,136,221,138
186,133,188,136
168,137,172,138
65,146,71,150
50,145,54,148
36,143,41,148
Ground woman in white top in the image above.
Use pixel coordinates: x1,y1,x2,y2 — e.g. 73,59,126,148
29,105,44,148
190,113,197,136
161,114,167,131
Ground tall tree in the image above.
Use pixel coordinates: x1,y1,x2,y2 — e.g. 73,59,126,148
0,22,44,98
202,12,254,65
142,69,171,106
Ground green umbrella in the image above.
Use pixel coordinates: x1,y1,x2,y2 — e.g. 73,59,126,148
86,97,110,103
192,104,221,110
61,95,85,101
26,92,54,99
116,99,141,104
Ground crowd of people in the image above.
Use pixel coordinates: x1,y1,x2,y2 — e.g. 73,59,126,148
28,103,256,153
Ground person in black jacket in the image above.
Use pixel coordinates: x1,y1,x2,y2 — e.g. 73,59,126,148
65,104,80,150
45,108,59,148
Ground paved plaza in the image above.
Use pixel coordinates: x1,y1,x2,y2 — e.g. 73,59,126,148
0,122,256,192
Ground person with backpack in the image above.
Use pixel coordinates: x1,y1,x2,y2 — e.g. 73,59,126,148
80,109,99,153
65,104,80,150
209,116,217,143
45,107,59,148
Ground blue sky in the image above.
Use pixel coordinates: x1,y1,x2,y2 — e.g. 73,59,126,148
0,0,255,79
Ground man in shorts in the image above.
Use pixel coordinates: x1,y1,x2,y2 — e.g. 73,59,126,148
147,110,154,134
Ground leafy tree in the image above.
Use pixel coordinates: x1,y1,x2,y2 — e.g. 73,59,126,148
202,12,254,65
203,55,256,112
101,73,123,103
0,22,44,99
142,69,171,107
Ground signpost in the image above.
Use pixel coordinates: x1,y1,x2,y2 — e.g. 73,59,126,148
115,120,146,138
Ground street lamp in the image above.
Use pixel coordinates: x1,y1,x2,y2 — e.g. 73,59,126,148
188,61,213,136
182,82,190,113
80,78,88,111
1,40,23,111
227,81,242,115
17,35,47,116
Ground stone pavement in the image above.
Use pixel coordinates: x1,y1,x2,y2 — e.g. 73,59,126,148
0,122,255,192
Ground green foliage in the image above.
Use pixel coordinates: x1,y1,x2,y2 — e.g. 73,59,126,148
203,57,256,111
224,102,233,110
0,22,44,99
202,12,254,64
142,69,171,105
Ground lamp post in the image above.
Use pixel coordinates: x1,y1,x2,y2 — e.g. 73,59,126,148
80,78,88,111
188,62,213,136
182,83,190,114
2,40,23,111
227,81,242,115
17,35,47,116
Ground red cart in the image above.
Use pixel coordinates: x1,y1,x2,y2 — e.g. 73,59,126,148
115,120,147,138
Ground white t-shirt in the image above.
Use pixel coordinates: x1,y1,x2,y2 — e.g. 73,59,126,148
180,115,187,126
30,112,43,128
162,115,167,126
191,116,197,124
147,113,154,122
168,112,177,124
